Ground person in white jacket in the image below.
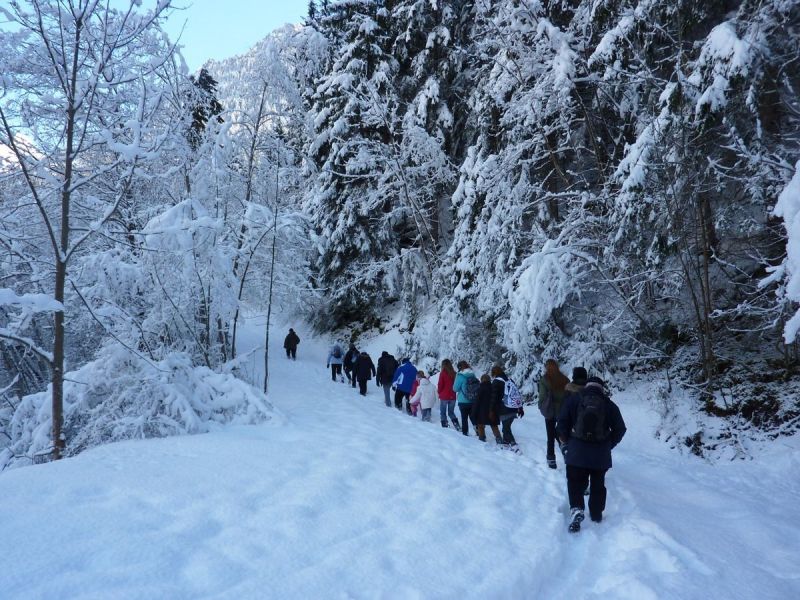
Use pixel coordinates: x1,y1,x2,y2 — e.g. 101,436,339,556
410,371,438,422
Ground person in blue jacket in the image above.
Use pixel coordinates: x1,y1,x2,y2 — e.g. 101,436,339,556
391,358,417,413
556,376,626,533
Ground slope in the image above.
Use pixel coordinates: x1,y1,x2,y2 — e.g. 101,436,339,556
0,318,798,600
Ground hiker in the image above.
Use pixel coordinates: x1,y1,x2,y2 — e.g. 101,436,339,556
453,361,479,436
557,376,626,533
437,359,459,429
566,367,588,396
538,359,570,469
473,373,502,443
327,341,345,382
343,343,359,388
391,358,417,412
355,351,376,396
410,371,437,422
490,365,524,449
283,328,300,360
376,351,399,407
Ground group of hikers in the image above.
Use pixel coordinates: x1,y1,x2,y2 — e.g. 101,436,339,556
289,330,627,533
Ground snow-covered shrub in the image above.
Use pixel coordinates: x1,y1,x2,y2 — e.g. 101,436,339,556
0,344,273,470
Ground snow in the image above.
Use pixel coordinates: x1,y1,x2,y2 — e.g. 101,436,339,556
773,160,800,342
1,319,799,599
0,288,63,312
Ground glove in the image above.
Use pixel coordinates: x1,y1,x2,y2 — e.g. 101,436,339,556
517,407,525,418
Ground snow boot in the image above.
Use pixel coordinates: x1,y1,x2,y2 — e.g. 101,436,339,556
568,508,584,533
451,418,460,430
547,458,557,469
495,436,503,444
441,420,448,428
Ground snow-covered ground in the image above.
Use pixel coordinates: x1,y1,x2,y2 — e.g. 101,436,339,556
1,318,799,600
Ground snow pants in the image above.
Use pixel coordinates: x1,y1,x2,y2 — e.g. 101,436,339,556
394,389,410,412
330,364,342,381
285,347,296,359
545,418,558,460
358,379,368,396
566,465,607,520
500,413,517,445
382,383,392,407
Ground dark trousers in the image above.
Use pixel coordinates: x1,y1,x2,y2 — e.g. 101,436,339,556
566,465,607,520
358,379,368,395
394,389,409,411
501,415,516,445
330,364,342,381
285,347,296,359
344,367,356,387
458,404,471,435
545,418,557,459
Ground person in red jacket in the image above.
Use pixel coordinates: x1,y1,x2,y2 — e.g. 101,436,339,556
437,359,459,429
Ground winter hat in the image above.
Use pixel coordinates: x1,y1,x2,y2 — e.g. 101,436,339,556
572,367,588,385
585,376,606,392
402,357,410,363
381,351,388,357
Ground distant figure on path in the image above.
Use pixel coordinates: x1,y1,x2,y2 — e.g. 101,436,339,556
490,365,523,451
391,358,417,412
376,351,399,407
355,351,376,396
538,359,570,469
327,341,345,382
410,371,437,422
437,359,459,429
453,361,478,436
557,376,626,533
473,373,502,443
283,329,300,360
343,343,359,388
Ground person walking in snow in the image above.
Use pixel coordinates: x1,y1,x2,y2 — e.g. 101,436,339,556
538,359,570,469
473,373,502,443
376,351,399,407
343,343,359,389
490,365,524,450
410,371,437,422
556,376,626,533
391,358,417,413
437,359,459,429
327,341,346,382
453,361,479,436
283,328,300,360
355,351,376,396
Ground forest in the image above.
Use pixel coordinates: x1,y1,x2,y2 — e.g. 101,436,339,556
1,0,799,468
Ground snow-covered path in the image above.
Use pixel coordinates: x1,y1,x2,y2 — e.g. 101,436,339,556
1,319,798,599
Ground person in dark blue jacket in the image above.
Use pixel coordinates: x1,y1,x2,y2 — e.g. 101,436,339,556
391,358,417,413
556,376,626,532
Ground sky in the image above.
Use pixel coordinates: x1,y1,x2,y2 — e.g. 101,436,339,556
163,0,309,70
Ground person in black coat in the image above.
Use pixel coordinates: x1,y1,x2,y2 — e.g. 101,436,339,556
376,351,399,407
490,365,522,448
556,376,626,531
343,344,359,388
283,329,300,360
473,374,502,443
355,351,376,396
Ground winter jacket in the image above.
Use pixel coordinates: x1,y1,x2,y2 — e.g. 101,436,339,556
376,352,398,386
437,369,457,401
556,383,626,471
327,344,345,366
410,377,438,410
565,382,584,395
453,369,477,404
490,372,517,418
283,331,300,350
355,352,376,381
343,347,359,371
472,380,497,425
392,360,418,393
538,377,567,420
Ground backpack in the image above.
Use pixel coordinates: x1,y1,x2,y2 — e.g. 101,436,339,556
502,378,523,409
465,376,480,403
572,391,609,442
332,345,343,359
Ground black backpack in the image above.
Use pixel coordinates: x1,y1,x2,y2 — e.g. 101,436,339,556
572,390,609,442
332,345,343,359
